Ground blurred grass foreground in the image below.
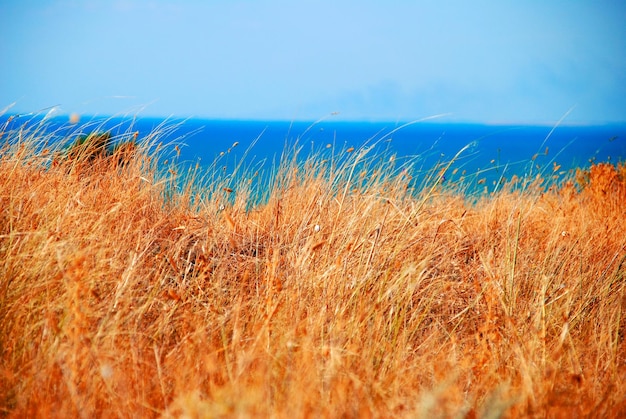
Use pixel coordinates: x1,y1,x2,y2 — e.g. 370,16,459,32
1,119,625,417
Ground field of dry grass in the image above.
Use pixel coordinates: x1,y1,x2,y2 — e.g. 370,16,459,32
1,120,625,417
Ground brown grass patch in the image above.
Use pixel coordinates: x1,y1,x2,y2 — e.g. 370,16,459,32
1,123,625,417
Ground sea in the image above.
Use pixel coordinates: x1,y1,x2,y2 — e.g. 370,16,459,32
2,113,625,198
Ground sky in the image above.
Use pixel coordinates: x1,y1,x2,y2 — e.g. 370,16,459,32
1,0,625,124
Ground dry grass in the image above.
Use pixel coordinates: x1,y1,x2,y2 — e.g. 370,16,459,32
1,120,625,418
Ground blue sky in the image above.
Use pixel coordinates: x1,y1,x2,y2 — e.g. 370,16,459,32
1,0,625,124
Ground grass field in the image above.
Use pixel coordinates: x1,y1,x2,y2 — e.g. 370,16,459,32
1,120,625,417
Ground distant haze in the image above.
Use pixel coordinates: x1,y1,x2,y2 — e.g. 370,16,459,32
1,0,625,124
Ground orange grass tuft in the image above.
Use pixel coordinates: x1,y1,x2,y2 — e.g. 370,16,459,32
0,123,625,417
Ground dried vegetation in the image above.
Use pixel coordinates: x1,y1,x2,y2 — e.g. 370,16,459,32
1,121,625,417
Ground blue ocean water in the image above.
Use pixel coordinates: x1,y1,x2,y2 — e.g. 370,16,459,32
2,114,625,196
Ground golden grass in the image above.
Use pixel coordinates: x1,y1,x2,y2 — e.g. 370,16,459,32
1,121,625,418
